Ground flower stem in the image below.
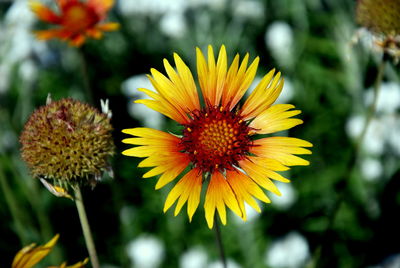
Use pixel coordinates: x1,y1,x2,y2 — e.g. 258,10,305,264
214,214,227,268
78,48,94,104
311,55,387,268
74,186,100,268
355,58,386,153
0,165,28,245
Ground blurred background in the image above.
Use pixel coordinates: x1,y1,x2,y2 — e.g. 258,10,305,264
1,0,400,267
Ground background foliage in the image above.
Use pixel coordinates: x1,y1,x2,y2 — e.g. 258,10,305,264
1,0,400,267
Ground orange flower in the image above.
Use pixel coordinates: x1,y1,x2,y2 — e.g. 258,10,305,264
29,0,119,46
122,45,312,228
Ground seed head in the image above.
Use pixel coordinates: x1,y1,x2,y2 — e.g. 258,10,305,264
20,98,114,188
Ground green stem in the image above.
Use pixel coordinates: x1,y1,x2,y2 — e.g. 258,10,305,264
355,59,386,153
74,186,100,268
214,214,227,268
78,48,94,104
312,56,387,268
0,165,28,245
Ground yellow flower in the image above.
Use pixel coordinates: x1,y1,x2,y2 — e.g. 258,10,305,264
122,45,312,228
29,0,119,46
12,234,88,268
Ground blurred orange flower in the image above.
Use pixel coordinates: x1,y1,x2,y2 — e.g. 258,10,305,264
29,0,119,46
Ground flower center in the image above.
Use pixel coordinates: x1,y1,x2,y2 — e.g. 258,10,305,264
63,4,98,32
181,106,253,173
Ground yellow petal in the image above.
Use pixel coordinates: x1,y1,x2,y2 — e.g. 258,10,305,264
252,137,312,166
226,170,271,221
249,104,303,134
204,172,242,229
241,70,284,120
12,234,59,268
163,168,202,221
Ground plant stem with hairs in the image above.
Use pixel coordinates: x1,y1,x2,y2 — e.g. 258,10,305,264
74,186,100,268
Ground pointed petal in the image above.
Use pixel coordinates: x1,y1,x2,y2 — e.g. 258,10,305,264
204,172,242,229
69,34,86,47
226,169,271,221
88,0,115,16
29,1,61,24
241,70,284,120
122,127,190,188
228,56,259,110
163,168,202,221
251,137,313,166
249,104,303,134
12,234,59,268
34,29,72,41
96,22,120,31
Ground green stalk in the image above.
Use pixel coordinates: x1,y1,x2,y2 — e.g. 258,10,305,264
311,56,387,268
214,214,227,268
0,164,28,245
74,186,100,268
78,48,94,104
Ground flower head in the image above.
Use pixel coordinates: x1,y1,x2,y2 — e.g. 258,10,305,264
12,234,88,268
20,98,114,192
122,45,312,228
29,0,119,46
356,0,400,59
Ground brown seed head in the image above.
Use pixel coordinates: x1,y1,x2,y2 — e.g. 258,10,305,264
20,98,114,187
356,0,400,36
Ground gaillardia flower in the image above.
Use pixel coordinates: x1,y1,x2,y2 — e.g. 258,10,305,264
29,0,119,46
20,98,114,195
356,0,400,59
122,45,312,228
12,234,88,268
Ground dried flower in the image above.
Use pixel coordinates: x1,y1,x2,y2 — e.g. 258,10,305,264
20,98,114,193
356,0,400,60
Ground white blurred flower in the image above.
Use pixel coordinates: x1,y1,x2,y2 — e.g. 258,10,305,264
180,247,208,268
208,259,241,268
346,115,387,155
122,74,153,96
364,82,400,114
118,0,186,16
265,232,310,268
19,60,38,84
233,0,264,20
276,78,294,104
270,182,297,210
233,202,261,224
360,157,383,182
122,74,164,129
4,0,36,28
387,116,400,155
187,0,226,10
126,235,165,268
160,12,187,38
265,21,294,67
